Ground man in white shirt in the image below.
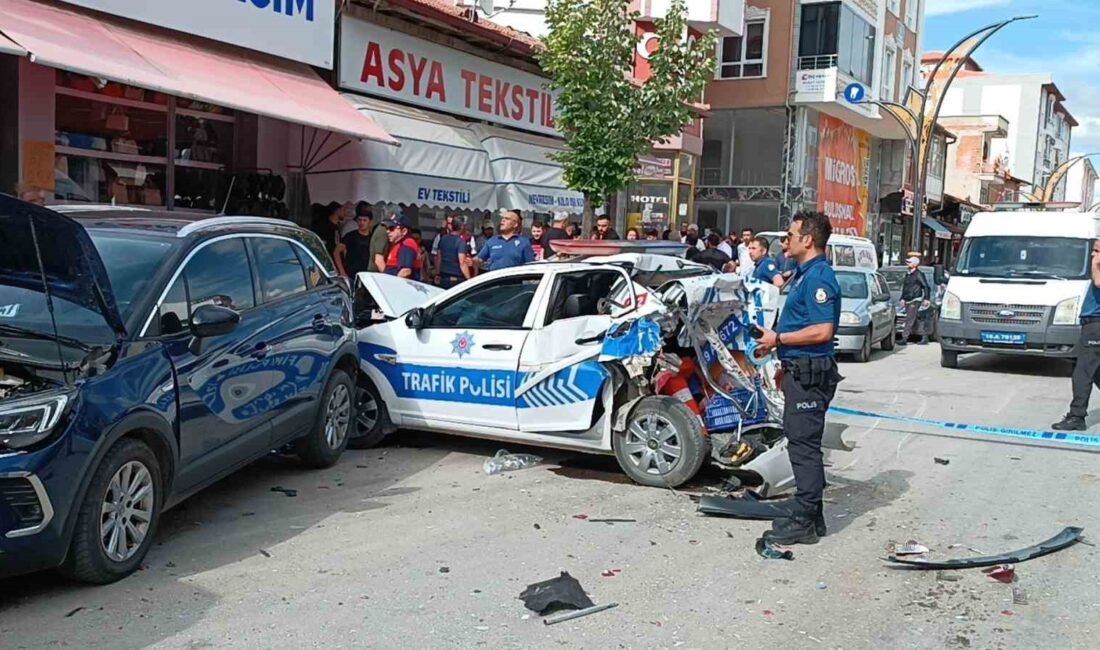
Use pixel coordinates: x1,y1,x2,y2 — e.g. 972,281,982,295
735,228,755,278
681,224,706,251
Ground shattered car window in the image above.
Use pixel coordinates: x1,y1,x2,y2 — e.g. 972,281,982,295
429,276,541,329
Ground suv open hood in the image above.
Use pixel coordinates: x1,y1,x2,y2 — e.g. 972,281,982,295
0,196,126,336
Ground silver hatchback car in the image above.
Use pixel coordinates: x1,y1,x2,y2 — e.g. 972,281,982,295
778,267,896,362
833,268,896,361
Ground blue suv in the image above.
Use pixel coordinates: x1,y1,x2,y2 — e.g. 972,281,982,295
0,197,358,583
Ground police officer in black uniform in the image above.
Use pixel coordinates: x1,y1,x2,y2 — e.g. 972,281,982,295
756,211,842,545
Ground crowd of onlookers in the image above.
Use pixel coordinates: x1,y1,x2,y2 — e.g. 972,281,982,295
307,201,800,290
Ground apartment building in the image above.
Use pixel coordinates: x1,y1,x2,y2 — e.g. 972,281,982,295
694,0,931,267
1065,158,1098,211
924,52,1077,201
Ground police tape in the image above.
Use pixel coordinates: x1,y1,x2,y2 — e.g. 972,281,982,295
828,405,1100,449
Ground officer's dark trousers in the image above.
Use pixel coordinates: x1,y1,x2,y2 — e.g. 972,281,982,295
781,358,841,514
1069,320,1100,418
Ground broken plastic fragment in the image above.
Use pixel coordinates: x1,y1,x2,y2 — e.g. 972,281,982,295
483,449,542,475
518,572,595,615
889,541,931,556
755,537,794,561
886,526,1084,569
982,564,1015,583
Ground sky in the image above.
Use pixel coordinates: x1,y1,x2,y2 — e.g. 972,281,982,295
923,0,1100,157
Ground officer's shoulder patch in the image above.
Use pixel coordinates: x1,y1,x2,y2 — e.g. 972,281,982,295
815,287,828,304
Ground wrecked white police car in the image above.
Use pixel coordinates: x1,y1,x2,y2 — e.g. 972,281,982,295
349,240,795,490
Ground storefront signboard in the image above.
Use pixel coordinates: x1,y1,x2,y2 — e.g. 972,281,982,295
794,69,837,103
57,0,335,68
339,19,559,137
817,114,871,236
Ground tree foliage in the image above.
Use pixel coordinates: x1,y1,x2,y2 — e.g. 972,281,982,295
538,0,716,220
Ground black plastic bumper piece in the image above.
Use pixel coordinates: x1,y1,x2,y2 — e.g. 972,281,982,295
885,526,1084,569
697,491,796,520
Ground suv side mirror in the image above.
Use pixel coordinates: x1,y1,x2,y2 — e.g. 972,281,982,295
405,307,427,330
873,293,891,303
192,304,240,338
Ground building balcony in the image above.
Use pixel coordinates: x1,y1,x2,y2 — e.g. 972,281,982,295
632,0,744,36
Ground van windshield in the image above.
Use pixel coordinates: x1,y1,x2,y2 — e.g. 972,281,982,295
956,236,1090,280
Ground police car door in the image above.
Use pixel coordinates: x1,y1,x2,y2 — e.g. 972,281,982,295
516,268,634,434
393,273,546,431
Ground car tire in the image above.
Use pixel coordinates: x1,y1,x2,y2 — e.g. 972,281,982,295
60,438,162,585
881,325,896,350
349,378,387,449
853,329,872,362
613,396,709,488
941,350,959,369
295,369,354,468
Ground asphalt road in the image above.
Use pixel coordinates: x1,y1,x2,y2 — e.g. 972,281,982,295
2,344,1098,649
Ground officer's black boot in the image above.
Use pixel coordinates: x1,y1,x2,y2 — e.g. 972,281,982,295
918,336,929,345
1052,414,1087,431
763,514,820,545
816,507,827,537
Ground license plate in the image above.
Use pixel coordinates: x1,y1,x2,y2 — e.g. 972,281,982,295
981,331,1026,345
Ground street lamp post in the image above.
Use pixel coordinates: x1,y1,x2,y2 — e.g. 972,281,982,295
856,16,1036,254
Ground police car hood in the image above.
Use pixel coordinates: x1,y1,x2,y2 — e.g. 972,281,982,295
356,272,444,318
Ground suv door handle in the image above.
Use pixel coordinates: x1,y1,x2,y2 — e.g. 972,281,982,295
250,343,268,359
483,343,512,351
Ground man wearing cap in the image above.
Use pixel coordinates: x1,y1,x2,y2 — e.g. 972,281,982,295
541,212,571,256
478,210,534,272
898,255,931,346
383,213,422,280
371,207,397,272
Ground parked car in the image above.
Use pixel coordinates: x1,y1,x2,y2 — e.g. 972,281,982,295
759,231,879,269
880,265,946,342
351,242,797,493
834,268,896,361
0,198,358,583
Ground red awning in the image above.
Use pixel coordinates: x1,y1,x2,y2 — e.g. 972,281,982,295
0,30,24,56
0,0,395,145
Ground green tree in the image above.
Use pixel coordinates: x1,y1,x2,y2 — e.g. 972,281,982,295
539,0,716,231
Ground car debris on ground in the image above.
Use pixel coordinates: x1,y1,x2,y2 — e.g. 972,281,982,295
518,572,594,615
483,449,542,475
884,526,1083,569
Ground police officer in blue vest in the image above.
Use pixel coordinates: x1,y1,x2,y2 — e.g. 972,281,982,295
755,211,842,545
1052,238,1100,431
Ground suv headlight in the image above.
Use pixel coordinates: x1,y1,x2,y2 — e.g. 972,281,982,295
1053,296,1080,325
839,311,861,326
941,291,961,320
0,389,74,450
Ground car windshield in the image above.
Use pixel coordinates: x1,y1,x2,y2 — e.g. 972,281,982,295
0,231,175,355
956,236,1090,280
836,271,869,299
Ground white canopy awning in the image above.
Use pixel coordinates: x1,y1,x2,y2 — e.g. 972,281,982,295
306,95,496,210
307,94,583,214
471,124,585,214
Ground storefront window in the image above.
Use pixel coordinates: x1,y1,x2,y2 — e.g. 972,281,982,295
626,181,673,233
53,72,236,210
678,154,695,182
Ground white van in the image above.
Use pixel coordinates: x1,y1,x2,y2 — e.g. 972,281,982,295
938,210,1100,368
758,231,878,269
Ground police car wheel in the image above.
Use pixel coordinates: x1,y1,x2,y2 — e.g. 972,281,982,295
614,396,709,488
349,379,387,449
